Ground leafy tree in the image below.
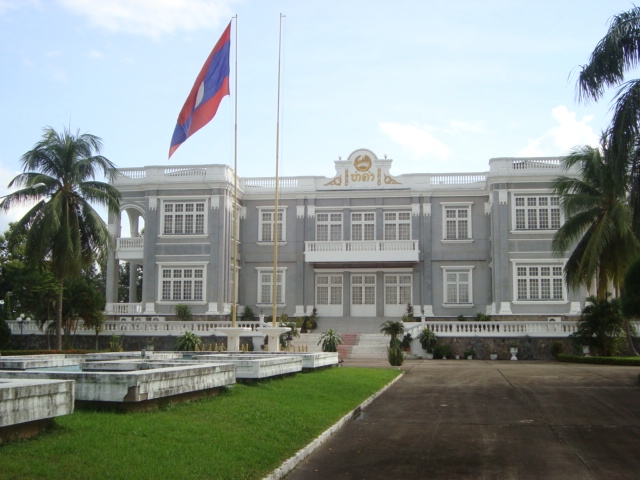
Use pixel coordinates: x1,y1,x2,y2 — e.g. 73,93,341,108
0,127,121,350
575,6,640,235
622,257,640,318
380,320,404,349
118,262,142,303
570,295,625,356
552,142,638,298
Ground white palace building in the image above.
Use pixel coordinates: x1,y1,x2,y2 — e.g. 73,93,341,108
104,148,585,324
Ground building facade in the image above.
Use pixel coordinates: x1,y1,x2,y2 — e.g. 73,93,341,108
105,148,584,321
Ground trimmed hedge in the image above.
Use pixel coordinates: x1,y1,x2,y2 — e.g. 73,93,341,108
557,354,640,366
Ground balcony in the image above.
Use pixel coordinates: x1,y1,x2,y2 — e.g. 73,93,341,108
304,240,419,264
115,237,144,260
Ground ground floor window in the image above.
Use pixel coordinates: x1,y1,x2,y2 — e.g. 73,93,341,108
160,265,205,301
257,268,285,305
442,267,473,305
351,274,375,305
316,274,343,305
515,264,564,301
384,274,412,305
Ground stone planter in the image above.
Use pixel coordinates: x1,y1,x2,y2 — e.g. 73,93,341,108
490,353,498,360
510,347,518,361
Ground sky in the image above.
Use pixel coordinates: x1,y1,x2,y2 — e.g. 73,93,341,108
0,0,637,231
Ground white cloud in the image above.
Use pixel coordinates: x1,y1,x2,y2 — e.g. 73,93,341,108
446,120,485,134
518,106,600,157
58,0,236,38
379,122,452,161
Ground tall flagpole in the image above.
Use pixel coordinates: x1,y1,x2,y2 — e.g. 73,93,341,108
231,15,239,328
272,13,285,327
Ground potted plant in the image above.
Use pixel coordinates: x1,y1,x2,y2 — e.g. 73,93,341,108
401,333,412,352
317,329,343,352
434,343,452,360
464,348,475,360
417,327,438,359
490,353,498,360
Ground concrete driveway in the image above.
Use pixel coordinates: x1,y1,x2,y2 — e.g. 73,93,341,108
285,359,640,480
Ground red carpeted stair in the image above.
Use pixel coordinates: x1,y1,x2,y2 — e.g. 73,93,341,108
337,334,359,360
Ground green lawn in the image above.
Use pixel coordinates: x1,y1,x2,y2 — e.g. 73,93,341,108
0,367,400,480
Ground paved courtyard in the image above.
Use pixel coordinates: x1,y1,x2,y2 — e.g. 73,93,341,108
285,360,640,480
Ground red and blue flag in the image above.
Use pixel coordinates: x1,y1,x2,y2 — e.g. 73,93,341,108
169,22,231,158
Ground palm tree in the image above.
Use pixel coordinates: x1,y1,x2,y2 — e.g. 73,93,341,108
552,142,638,299
576,6,640,235
380,320,404,349
0,127,121,350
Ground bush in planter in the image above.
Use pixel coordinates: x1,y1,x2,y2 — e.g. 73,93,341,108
570,295,625,356
434,343,452,359
475,312,491,322
175,331,202,351
175,303,192,321
457,314,466,322
417,327,438,354
401,303,415,322
401,333,412,351
317,329,343,352
463,348,475,359
387,345,404,366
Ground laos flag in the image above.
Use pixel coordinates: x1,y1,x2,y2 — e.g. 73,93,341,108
169,22,231,158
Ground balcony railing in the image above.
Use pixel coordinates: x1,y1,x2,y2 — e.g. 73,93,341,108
305,240,419,263
404,320,585,338
115,237,144,260
106,303,144,315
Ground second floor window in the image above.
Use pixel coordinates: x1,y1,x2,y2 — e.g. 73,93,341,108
514,195,561,230
351,212,375,241
443,204,472,240
163,202,206,235
316,213,342,241
384,212,411,240
259,209,284,242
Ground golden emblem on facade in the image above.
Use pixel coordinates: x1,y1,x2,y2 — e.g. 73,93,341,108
353,155,372,172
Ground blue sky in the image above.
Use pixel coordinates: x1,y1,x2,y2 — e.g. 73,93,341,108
0,0,636,230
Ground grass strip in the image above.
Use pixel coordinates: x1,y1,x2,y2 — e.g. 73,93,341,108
0,367,400,480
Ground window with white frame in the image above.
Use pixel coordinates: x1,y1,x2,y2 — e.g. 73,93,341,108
316,274,343,305
160,266,205,302
442,267,473,305
351,274,375,304
257,268,285,304
515,264,564,301
258,208,285,242
384,212,411,240
514,195,561,230
384,274,412,305
351,212,375,241
442,204,472,240
316,213,342,241
162,201,206,235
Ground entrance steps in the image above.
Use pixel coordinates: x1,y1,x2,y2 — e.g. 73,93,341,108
349,334,388,359
315,317,383,334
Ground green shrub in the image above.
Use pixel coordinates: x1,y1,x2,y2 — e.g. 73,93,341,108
0,318,11,348
570,295,624,356
622,258,640,318
417,327,438,353
457,314,466,322
550,341,564,358
463,348,475,358
434,343,452,359
240,306,255,321
401,303,414,322
175,331,202,351
108,334,123,352
317,329,342,352
387,345,404,366
380,320,405,349
475,312,491,322
175,304,192,321
401,333,412,349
